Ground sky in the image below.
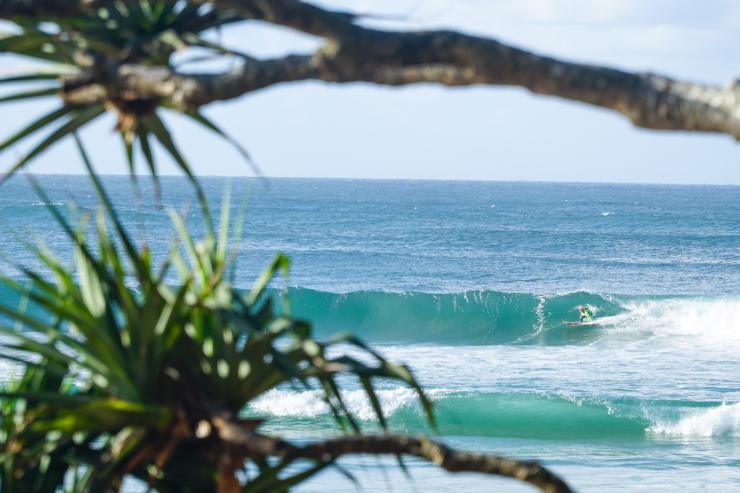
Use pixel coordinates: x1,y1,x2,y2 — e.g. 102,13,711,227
0,0,739,184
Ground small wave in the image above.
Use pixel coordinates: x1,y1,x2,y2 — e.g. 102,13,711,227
249,390,647,439
249,389,737,441
649,402,740,437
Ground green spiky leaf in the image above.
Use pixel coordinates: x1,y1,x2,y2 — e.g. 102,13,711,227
1,105,105,183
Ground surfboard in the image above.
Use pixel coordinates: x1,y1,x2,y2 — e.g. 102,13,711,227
562,321,600,327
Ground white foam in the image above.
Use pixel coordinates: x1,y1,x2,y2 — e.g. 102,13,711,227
619,297,740,345
31,201,64,206
250,387,429,421
649,403,740,437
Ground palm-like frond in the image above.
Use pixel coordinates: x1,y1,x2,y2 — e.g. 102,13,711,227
0,1,256,186
4,2,242,65
0,137,432,492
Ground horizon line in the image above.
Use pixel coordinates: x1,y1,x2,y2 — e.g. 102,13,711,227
15,172,740,188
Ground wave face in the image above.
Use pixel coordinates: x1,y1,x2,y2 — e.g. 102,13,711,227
251,389,738,440
284,288,622,344
282,288,740,346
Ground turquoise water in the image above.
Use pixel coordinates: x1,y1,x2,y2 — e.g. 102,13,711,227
1,176,739,491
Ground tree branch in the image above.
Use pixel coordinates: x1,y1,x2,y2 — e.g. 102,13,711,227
212,0,740,139
61,47,740,140
4,0,739,139
288,435,574,493
55,0,740,139
211,416,573,493
61,55,319,108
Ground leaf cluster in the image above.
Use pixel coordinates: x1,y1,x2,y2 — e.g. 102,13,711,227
0,0,255,188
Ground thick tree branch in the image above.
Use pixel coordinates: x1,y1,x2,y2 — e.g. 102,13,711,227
288,435,574,493
61,55,319,108
210,0,740,139
61,43,740,140
211,416,573,493
4,0,739,139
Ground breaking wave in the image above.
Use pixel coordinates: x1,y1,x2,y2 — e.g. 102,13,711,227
279,288,740,346
4,281,737,347
649,402,740,438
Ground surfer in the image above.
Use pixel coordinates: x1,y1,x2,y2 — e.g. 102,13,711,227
578,305,594,322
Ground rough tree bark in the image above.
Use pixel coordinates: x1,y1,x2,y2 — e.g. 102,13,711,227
2,0,736,140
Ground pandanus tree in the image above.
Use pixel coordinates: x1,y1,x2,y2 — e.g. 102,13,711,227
0,1,735,492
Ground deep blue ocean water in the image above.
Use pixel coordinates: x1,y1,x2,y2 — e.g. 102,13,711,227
1,176,739,492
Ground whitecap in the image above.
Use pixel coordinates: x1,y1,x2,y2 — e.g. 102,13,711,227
649,402,740,437
250,387,439,421
31,201,64,206
618,296,740,345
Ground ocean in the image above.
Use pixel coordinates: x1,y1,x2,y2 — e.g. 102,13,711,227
1,176,739,492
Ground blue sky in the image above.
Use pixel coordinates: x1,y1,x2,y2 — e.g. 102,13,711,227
0,0,738,184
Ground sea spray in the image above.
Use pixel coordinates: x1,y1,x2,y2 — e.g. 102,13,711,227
620,297,740,344
649,402,740,438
